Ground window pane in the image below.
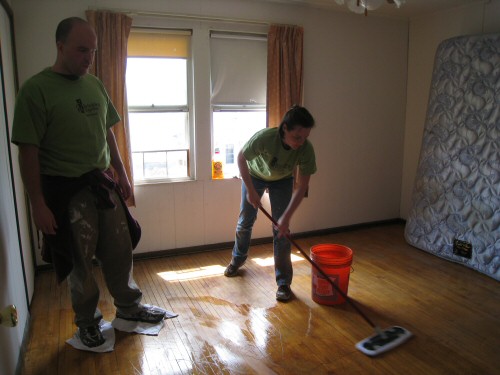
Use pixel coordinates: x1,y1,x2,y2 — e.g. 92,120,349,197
167,151,189,178
132,150,189,180
132,152,144,181
143,152,167,179
126,57,187,106
129,112,189,181
212,111,266,178
129,112,188,152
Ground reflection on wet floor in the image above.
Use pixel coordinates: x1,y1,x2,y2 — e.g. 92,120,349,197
152,258,338,372
136,291,361,374
190,296,282,374
133,246,368,374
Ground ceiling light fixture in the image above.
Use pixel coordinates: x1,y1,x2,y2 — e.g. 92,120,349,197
335,0,406,16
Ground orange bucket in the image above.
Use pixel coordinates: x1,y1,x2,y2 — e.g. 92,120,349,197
310,244,353,305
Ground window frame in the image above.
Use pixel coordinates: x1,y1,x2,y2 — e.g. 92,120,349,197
210,31,268,180
126,28,195,184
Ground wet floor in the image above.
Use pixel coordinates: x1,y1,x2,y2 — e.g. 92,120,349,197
28,228,482,375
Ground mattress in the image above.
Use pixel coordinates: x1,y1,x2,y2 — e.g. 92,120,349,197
405,33,500,281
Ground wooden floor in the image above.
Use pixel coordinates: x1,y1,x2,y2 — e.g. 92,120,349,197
21,223,500,375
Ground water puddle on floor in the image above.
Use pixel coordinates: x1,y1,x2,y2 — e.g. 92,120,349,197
160,295,353,374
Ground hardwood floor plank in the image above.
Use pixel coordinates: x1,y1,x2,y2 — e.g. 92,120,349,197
20,224,500,375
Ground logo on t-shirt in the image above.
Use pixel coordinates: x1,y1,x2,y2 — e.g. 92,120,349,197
76,99,101,116
270,157,278,168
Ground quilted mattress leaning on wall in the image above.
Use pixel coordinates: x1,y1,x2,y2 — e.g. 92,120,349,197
405,33,500,281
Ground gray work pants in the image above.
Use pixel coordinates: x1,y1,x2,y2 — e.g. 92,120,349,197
67,187,143,328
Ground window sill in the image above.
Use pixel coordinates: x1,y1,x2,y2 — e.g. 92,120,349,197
134,176,195,186
211,176,241,181
133,176,241,186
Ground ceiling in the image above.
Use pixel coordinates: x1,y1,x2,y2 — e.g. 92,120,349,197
257,0,485,18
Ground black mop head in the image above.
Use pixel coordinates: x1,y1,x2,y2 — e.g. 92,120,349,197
355,326,412,356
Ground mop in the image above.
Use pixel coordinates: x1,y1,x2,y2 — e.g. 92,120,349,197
258,205,412,356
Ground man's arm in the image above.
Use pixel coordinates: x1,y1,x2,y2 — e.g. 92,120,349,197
106,128,132,200
18,144,57,234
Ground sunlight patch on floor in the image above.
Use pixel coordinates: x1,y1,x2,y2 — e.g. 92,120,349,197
157,252,305,281
157,265,226,281
251,253,304,267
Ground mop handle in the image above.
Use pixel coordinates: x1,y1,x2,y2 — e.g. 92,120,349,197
258,205,378,330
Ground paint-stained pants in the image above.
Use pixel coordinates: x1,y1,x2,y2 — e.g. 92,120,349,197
67,187,143,328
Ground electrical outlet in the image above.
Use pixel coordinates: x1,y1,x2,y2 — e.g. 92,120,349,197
453,239,472,259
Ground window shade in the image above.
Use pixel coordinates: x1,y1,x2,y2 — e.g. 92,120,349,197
210,32,267,106
128,29,191,58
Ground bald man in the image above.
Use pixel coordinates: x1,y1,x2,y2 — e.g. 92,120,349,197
12,17,165,348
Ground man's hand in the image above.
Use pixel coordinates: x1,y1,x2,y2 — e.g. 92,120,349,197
18,144,58,234
32,200,58,234
116,170,132,201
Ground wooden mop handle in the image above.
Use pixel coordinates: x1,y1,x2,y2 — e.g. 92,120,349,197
258,205,378,329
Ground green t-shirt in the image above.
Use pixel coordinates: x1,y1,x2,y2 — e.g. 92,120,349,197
242,127,317,181
11,68,120,177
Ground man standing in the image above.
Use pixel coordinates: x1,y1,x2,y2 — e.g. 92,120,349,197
12,17,165,348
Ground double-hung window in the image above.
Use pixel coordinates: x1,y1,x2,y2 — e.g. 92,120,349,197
126,29,192,182
210,32,267,179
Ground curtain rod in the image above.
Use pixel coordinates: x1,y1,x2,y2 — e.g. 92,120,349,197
89,7,272,26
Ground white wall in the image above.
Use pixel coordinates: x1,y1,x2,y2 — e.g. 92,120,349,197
12,0,408,259
400,0,500,218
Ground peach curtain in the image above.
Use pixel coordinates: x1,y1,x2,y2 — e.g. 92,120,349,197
86,10,135,206
267,24,306,194
266,25,304,128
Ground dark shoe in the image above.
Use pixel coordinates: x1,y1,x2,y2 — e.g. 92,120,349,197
224,263,242,277
116,306,166,324
78,324,105,347
276,285,292,301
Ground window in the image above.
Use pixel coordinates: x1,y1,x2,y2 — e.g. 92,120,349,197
126,29,192,182
225,144,234,164
210,32,267,179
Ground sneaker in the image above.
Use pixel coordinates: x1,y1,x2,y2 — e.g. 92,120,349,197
116,305,166,324
78,324,105,347
276,285,292,302
224,262,243,277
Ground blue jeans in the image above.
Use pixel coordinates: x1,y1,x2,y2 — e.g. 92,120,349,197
232,176,294,286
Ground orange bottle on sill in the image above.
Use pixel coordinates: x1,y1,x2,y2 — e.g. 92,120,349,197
212,148,224,179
